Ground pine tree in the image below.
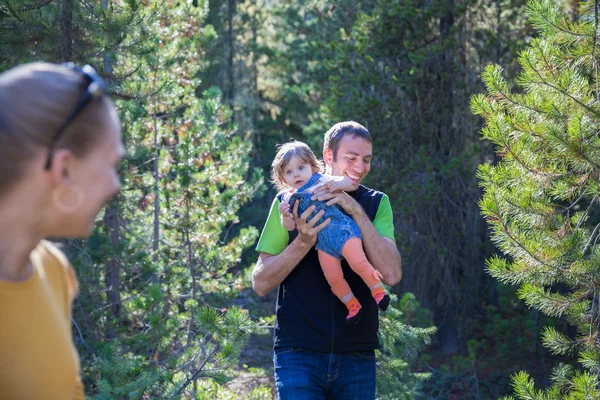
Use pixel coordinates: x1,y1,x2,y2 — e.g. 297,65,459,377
377,294,436,399
473,0,600,397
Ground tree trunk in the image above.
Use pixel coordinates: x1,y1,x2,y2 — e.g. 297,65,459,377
565,0,578,21
436,0,460,355
152,99,160,268
59,0,73,61
227,0,235,104
100,0,121,340
250,0,261,165
438,305,460,355
103,202,122,338
495,0,502,64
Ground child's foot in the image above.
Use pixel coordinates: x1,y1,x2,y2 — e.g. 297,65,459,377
345,297,363,326
346,307,362,326
372,288,390,311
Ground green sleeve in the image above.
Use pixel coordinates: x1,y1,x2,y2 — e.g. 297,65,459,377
255,197,290,255
373,194,396,242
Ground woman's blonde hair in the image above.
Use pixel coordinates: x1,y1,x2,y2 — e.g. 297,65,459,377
270,140,323,192
0,62,116,193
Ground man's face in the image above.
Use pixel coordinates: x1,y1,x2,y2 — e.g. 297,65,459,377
324,134,372,191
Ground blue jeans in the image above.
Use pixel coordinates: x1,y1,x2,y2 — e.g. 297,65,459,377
274,348,376,399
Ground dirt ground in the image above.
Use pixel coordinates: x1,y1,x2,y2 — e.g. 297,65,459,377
227,333,276,398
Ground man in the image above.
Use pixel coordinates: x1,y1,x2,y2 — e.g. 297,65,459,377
253,121,402,399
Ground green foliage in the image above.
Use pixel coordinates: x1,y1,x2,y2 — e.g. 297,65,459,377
89,339,163,400
474,0,600,397
419,283,563,399
377,293,436,399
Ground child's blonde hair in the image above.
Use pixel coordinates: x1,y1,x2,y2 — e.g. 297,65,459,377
270,140,323,192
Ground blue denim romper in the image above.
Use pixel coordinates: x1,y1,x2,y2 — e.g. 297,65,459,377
286,173,362,260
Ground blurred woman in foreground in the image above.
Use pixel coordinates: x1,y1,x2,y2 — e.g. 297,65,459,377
0,62,124,399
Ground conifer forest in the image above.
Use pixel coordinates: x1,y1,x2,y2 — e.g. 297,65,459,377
5,0,600,398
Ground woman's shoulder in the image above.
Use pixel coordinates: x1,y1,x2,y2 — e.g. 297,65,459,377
35,240,70,269
34,241,78,298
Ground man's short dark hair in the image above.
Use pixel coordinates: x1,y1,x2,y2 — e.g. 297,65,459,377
323,121,372,160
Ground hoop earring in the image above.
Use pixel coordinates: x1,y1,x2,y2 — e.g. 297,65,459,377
53,185,84,213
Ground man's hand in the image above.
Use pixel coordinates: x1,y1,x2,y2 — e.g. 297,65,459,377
292,200,331,245
311,187,364,216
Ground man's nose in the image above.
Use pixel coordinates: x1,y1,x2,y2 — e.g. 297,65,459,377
354,160,364,173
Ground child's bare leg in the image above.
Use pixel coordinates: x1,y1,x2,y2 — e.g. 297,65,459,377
341,237,390,311
318,250,362,325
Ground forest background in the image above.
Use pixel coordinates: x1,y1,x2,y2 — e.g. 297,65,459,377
1,0,596,398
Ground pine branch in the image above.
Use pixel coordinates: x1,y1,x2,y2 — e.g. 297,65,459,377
170,340,221,398
582,220,600,256
595,0,599,101
22,0,53,11
560,188,588,212
534,2,585,38
491,79,556,120
110,82,169,100
524,56,600,119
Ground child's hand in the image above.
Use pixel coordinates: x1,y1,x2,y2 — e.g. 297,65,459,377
323,180,343,192
279,201,297,231
323,175,352,191
278,201,293,220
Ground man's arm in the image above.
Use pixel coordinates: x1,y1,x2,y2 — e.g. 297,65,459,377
352,209,402,286
252,201,331,296
312,190,402,286
253,241,312,297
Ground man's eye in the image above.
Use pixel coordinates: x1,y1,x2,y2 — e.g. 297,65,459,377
364,159,371,164
346,158,356,162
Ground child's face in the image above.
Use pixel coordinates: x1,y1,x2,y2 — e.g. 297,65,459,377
282,155,314,190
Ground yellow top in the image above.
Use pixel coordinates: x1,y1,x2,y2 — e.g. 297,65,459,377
0,240,84,400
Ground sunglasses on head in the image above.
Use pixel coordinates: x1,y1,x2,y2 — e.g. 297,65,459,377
44,63,106,170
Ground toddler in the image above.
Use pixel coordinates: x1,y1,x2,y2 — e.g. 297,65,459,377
271,140,390,325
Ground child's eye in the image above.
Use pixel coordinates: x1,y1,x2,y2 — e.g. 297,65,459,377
285,170,292,175
299,165,304,170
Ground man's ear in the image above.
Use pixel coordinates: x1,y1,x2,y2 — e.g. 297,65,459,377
323,147,333,167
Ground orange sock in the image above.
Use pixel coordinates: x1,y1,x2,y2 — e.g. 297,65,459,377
371,285,390,311
345,296,362,325
371,286,386,302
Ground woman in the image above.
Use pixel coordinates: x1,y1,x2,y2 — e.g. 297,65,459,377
0,62,124,399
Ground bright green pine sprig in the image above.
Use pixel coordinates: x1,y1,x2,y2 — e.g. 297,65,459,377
474,0,600,398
